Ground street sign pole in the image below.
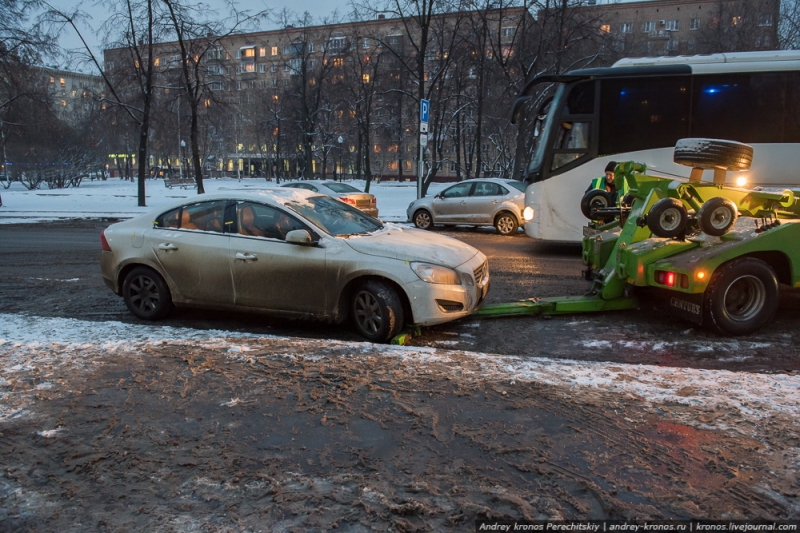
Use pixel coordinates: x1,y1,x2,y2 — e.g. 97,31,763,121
417,99,429,199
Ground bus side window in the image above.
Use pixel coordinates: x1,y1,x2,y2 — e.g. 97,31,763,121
787,72,800,143
566,82,595,115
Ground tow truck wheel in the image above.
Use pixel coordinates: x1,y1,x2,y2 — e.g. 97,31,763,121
704,258,779,335
646,198,688,238
673,138,754,171
697,197,739,236
580,189,615,220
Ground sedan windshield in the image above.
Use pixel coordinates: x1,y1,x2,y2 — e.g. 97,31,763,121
285,196,382,236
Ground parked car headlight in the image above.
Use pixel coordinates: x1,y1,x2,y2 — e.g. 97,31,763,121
410,262,460,285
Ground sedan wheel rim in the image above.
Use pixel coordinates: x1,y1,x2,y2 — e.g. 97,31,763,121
723,275,765,322
355,291,382,334
416,212,431,228
710,206,733,229
659,208,682,231
497,216,514,233
130,275,160,312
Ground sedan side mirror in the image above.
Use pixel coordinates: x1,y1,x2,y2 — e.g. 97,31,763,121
285,229,313,245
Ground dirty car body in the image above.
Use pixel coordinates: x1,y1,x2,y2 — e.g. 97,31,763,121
100,189,488,342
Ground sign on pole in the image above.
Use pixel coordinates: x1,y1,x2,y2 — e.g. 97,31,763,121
417,99,430,199
420,99,429,124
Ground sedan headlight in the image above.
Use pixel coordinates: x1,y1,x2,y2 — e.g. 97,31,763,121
410,262,460,285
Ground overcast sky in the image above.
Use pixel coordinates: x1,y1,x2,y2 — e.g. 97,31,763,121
42,0,355,69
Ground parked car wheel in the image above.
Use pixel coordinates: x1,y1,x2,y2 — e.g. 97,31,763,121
413,209,434,230
647,198,688,238
673,138,753,171
704,258,778,335
351,280,404,343
697,197,738,236
494,212,518,235
123,266,173,320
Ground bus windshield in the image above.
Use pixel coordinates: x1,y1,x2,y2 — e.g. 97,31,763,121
521,84,566,181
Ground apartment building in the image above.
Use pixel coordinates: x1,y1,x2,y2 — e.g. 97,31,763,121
38,67,104,126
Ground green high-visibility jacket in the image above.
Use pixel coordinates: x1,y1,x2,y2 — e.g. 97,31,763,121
587,174,629,203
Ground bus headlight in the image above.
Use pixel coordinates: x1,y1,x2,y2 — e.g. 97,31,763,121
523,207,534,221
410,262,460,285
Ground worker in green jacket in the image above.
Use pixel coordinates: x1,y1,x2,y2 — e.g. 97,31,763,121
586,161,628,204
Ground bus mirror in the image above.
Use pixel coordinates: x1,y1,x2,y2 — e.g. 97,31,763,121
510,96,531,124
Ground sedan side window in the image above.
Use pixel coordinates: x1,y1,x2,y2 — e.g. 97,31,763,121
155,207,180,228
441,183,473,198
181,201,228,233
236,202,306,241
472,182,502,197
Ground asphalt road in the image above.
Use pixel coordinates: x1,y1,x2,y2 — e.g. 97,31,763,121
1,220,799,372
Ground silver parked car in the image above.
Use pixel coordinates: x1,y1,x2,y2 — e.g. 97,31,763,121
100,189,489,343
281,180,378,218
407,178,525,235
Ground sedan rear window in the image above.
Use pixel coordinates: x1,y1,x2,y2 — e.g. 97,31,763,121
323,182,362,194
506,181,526,192
285,196,382,236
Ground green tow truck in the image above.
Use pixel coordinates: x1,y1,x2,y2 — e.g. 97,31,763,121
475,139,800,335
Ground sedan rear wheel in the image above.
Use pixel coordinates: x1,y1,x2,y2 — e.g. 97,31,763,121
123,266,173,320
351,281,404,343
413,209,433,230
495,213,518,235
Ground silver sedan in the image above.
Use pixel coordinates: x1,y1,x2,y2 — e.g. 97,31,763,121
100,189,489,343
281,180,378,218
407,178,525,235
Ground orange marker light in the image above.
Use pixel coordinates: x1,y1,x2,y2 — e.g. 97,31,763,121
696,271,706,280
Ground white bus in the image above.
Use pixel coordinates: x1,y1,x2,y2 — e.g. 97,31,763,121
514,51,800,243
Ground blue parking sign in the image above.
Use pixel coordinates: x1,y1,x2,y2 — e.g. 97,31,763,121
420,99,429,123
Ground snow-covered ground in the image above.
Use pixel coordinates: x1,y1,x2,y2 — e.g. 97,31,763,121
2,313,798,435
0,177,449,224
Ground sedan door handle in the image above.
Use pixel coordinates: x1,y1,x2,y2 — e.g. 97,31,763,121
158,243,178,251
235,252,258,262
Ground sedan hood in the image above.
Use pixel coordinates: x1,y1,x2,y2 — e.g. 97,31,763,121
343,224,479,267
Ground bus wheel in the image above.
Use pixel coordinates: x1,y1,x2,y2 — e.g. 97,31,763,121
704,258,778,335
697,197,738,236
673,138,753,172
647,198,688,238
580,189,614,220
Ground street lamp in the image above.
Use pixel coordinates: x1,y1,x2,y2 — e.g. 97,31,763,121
337,136,344,182
180,140,186,179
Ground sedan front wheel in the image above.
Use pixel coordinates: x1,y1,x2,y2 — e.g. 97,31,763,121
351,281,404,343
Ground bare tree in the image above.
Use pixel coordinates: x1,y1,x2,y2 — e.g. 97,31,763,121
780,0,800,49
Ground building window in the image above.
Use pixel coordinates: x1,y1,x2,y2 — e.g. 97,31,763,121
387,34,402,46
732,16,742,27
236,50,241,58
272,79,278,87
259,64,265,73
259,47,266,57
600,24,611,34
642,21,655,32
373,145,381,153
245,63,255,72
154,58,160,66
665,19,680,31
272,94,279,102
283,63,289,72
758,13,774,26
328,36,346,51
621,22,632,33
309,59,316,69
283,45,291,54
60,78,65,87
308,43,315,53
362,38,369,49
271,63,277,73
405,161,412,171
61,99,66,106
362,73,370,83
502,27,516,38
289,58,301,72
271,46,278,56
333,57,344,67
690,18,700,30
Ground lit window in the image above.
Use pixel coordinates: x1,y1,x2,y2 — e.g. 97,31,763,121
60,78,66,86
245,63,255,72
600,24,611,33
732,16,742,26
204,99,211,107
61,99,66,106
50,76,55,83
271,46,278,55
272,94,279,102
154,58,160,66
362,73,370,83
259,47,266,56
333,58,343,67
374,145,381,153
244,48,255,57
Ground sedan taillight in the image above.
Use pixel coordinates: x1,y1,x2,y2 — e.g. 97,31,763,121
341,197,356,205
371,197,377,204
101,229,112,252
